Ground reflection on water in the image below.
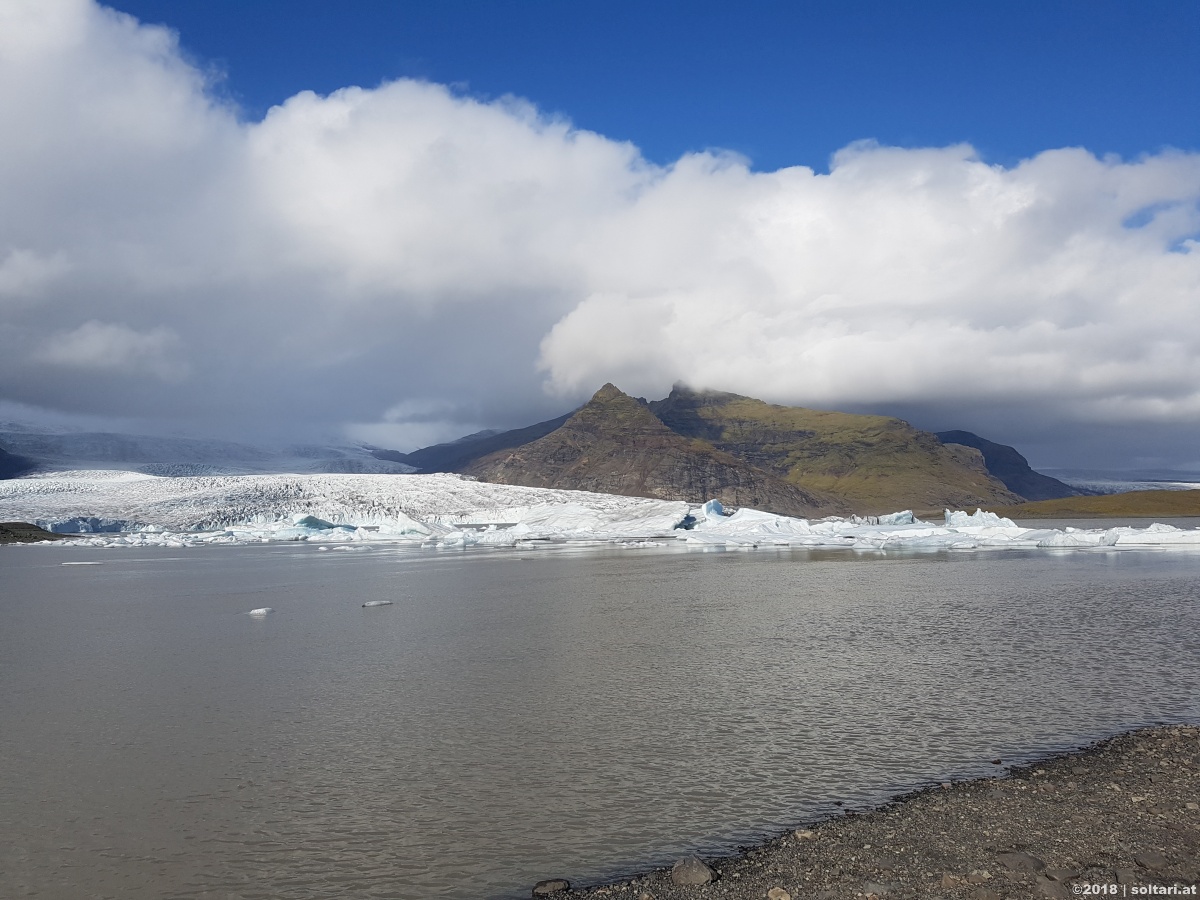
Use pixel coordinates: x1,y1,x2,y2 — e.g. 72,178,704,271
1,544,1198,899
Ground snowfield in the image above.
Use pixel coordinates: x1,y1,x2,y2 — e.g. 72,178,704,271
2,471,1199,552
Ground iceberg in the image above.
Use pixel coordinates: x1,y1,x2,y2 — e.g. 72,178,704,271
291,514,340,530
39,516,129,534
944,508,1017,528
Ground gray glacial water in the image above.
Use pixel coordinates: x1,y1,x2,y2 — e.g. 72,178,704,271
1,542,1198,899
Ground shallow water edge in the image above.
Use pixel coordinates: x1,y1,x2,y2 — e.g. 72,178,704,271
557,723,1200,900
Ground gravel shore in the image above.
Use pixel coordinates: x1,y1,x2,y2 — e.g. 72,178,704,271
550,725,1199,900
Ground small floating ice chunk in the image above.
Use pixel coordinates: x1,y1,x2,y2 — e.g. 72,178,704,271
61,561,103,566
247,607,274,616
361,600,393,607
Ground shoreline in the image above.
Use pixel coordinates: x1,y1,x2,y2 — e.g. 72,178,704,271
0,521,63,544
551,725,1199,900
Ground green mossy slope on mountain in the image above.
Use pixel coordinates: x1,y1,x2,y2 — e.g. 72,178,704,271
649,387,1020,515
464,384,848,517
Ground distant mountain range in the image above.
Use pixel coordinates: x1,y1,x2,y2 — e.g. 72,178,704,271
387,384,1081,515
0,444,36,479
0,424,414,477
1,385,1085,517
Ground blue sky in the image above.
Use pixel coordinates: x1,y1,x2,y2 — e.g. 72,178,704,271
108,0,1200,172
3,1,1200,468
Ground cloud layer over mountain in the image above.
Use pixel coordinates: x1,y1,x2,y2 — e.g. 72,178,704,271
3,0,1199,467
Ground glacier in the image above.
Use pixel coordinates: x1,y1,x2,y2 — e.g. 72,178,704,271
1,470,1198,553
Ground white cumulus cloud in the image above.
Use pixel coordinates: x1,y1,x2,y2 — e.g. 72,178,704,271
1,0,1199,466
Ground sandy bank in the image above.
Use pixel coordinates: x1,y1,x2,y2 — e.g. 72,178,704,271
992,490,1200,519
552,725,1199,900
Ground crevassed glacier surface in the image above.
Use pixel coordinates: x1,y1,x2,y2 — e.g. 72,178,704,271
1,470,1198,553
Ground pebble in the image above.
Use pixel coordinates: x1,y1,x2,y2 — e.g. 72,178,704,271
794,828,816,840
1044,868,1079,881
1034,874,1070,898
532,878,571,896
972,889,1002,900
996,850,1046,872
670,856,715,886
1133,849,1168,870
766,888,791,900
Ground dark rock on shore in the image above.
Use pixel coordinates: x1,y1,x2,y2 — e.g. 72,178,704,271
995,850,1045,872
670,857,715,885
558,725,1200,900
533,877,572,896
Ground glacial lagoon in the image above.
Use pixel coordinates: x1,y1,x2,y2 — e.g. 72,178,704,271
2,542,1198,899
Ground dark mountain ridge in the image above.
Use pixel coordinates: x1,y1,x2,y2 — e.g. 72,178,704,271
462,385,846,517
935,430,1082,501
0,444,37,479
381,413,573,473
381,385,1071,515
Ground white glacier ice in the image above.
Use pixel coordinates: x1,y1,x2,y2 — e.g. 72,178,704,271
1,470,1198,554
944,508,1018,528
